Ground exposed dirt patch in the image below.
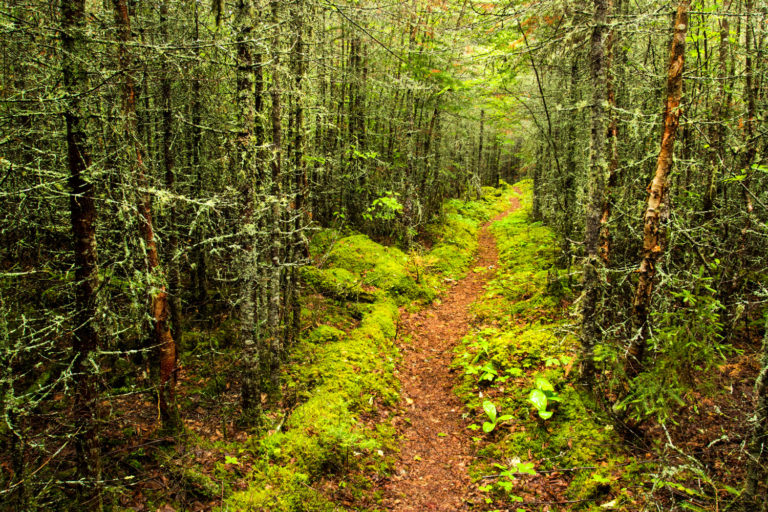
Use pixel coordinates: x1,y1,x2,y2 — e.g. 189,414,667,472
381,194,521,511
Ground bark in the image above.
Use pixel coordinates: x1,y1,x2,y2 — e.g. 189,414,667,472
703,11,730,216
62,0,102,506
600,0,620,264
741,0,757,218
743,316,768,507
289,0,309,347
190,2,207,304
235,0,262,424
112,0,180,432
562,56,579,265
159,0,183,363
477,109,484,186
579,0,609,385
626,0,690,379
268,0,284,392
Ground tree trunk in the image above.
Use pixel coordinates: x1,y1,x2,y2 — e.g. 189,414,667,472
159,0,183,363
62,0,102,507
743,316,768,508
112,0,180,432
267,0,284,394
579,0,609,385
626,0,690,378
234,0,263,424
600,0,621,264
703,10,730,216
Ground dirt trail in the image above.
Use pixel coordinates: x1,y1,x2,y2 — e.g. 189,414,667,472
381,195,521,511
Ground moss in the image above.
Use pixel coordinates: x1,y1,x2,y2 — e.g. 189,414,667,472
300,266,376,303
306,325,345,345
228,464,336,511
323,234,435,304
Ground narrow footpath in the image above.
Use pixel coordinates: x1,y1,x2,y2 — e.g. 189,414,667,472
381,194,521,511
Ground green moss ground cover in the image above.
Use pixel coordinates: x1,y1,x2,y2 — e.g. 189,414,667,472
453,181,644,511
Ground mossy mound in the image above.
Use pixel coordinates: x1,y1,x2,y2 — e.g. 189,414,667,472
323,234,436,304
229,300,399,509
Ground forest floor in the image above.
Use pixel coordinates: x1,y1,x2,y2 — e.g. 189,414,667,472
379,193,521,511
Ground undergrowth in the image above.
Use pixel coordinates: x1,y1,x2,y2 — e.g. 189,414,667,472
453,180,643,511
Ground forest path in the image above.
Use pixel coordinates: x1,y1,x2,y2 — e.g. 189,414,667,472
380,193,521,511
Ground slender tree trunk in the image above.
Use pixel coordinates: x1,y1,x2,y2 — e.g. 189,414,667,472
477,109,484,190
579,0,609,385
112,0,180,432
600,0,620,264
704,9,730,216
62,0,102,506
562,56,579,266
159,0,183,363
234,0,263,424
268,0,284,392
626,0,690,379
190,1,208,305
743,315,768,508
289,0,309,346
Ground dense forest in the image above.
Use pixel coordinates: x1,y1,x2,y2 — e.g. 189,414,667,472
0,0,766,510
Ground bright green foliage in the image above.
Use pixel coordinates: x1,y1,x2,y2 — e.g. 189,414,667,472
481,400,514,433
615,265,729,423
300,266,378,302
228,464,336,511
305,325,346,345
528,376,560,420
324,234,437,304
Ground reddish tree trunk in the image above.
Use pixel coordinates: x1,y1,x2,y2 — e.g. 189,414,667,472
626,0,690,378
112,0,180,432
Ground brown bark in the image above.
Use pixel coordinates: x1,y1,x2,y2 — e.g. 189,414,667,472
289,0,309,347
626,0,690,379
112,0,180,432
159,0,183,362
62,0,102,506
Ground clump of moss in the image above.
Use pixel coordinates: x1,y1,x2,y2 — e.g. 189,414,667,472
301,266,377,303
306,325,345,345
228,464,336,511
322,234,436,304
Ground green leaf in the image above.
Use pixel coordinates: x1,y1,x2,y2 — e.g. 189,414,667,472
534,376,554,392
498,414,513,422
483,400,497,422
529,389,548,411
224,455,240,465
514,462,536,475
538,410,553,419
482,421,495,433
